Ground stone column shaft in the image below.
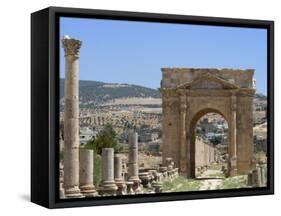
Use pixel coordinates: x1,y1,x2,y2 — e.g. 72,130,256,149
102,148,114,182
114,155,123,181
128,132,142,193
128,132,139,179
114,155,126,195
62,37,83,198
100,148,117,195
79,149,98,197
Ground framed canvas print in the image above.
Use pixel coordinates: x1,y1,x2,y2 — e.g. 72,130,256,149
31,6,274,208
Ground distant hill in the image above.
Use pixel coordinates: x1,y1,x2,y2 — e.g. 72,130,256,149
60,79,161,108
60,79,266,109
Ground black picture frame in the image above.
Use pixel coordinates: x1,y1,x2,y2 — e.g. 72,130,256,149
31,6,274,209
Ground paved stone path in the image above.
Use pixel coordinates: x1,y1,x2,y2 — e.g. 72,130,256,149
199,179,223,190
197,167,224,190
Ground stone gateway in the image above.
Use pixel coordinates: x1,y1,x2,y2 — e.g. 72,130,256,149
160,68,255,178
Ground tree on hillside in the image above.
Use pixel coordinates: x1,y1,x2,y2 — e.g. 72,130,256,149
85,124,118,154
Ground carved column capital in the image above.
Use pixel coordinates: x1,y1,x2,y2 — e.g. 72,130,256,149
62,36,82,57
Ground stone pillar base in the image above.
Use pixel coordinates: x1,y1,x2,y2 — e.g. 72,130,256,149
125,181,135,195
139,172,152,188
80,184,98,197
59,185,65,199
99,181,118,196
228,156,237,177
115,180,127,195
64,186,84,198
152,181,163,193
129,177,142,194
228,168,238,177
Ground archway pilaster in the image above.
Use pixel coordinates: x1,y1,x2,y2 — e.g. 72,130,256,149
228,91,238,176
178,90,187,176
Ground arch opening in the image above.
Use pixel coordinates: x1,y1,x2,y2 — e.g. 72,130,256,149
190,110,229,179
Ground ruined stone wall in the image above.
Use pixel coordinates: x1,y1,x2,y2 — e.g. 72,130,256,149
195,137,215,167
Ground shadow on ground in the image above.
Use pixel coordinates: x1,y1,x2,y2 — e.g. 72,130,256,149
19,194,30,202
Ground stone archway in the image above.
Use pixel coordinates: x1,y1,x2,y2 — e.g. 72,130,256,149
161,68,255,178
189,109,229,178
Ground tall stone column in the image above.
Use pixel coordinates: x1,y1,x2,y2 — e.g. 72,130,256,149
114,154,126,195
229,92,238,176
79,149,98,197
100,148,117,196
62,36,83,198
128,132,142,193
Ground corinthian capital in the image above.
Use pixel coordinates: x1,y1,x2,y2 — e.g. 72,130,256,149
62,36,82,57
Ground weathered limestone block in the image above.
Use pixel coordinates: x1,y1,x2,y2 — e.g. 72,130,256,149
139,172,152,188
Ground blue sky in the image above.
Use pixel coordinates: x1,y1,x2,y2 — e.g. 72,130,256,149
60,17,267,95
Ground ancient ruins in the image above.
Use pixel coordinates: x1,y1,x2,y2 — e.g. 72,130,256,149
60,36,265,199
160,68,256,177
60,36,178,198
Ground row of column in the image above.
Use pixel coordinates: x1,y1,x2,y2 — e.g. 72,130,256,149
61,132,141,198
99,132,142,195
62,36,142,198
60,149,98,198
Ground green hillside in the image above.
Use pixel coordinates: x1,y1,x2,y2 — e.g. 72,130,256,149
60,79,161,108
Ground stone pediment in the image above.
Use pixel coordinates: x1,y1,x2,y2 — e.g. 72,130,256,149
177,73,239,90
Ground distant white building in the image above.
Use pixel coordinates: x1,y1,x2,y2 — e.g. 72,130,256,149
254,99,267,112
139,132,159,142
79,127,99,145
